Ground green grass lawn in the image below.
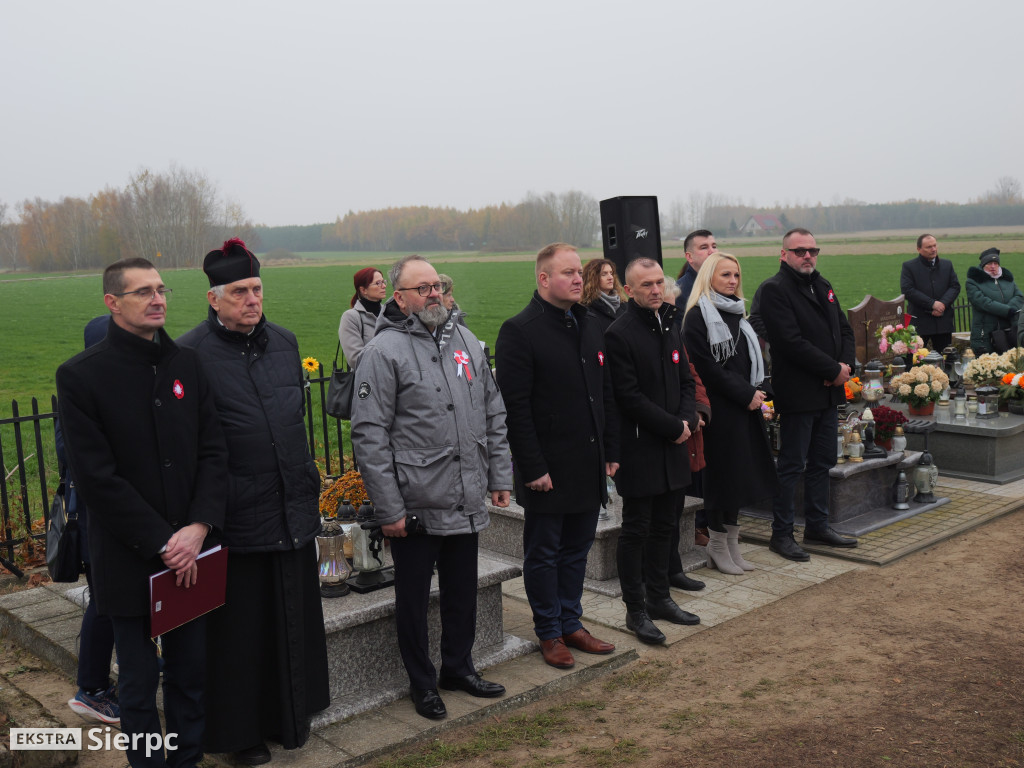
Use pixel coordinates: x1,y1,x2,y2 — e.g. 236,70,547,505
0,242,1019,556
0,248,1015,408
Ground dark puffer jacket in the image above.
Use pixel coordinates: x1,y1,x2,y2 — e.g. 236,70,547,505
177,309,322,553
966,266,1024,354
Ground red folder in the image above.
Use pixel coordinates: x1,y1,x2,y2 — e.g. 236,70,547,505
149,545,228,638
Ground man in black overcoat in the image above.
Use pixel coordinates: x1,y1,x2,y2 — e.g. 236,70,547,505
56,258,227,768
177,239,329,765
605,258,700,645
496,243,620,669
900,233,961,350
757,228,858,562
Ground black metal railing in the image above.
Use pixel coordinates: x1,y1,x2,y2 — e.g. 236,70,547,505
1,377,356,566
951,299,972,334
0,397,56,566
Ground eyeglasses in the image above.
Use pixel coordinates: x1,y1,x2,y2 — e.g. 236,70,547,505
396,283,442,296
787,247,820,258
372,279,388,288
111,287,173,301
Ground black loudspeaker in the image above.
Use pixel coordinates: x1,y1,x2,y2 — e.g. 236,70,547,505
599,196,663,282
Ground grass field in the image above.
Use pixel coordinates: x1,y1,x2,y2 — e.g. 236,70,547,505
0,231,1021,553
2,234,1022,409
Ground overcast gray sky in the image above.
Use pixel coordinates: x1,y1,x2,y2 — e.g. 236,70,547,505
2,0,1021,226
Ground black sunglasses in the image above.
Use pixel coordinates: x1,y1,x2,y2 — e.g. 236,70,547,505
787,247,820,257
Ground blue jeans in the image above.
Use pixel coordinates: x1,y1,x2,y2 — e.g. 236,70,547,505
771,408,838,537
522,509,598,641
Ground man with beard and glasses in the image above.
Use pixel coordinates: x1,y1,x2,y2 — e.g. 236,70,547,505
351,255,513,721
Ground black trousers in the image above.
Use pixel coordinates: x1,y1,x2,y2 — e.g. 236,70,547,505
922,332,952,351
390,532,479,691
618,489,683,612
111,615,206,768
78,564,115,691
772,407,838,536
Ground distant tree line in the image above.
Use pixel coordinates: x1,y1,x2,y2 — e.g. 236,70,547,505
254,191,599,254
662,177,1024,238
0,165,256,272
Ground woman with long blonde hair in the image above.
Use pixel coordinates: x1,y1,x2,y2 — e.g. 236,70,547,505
683,253,778,575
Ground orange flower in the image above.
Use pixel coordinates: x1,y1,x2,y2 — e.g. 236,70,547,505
1003,373,1014,384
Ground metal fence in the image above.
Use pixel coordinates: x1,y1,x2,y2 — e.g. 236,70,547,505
0,371,354,565
951,299,972,334
0,397,57,566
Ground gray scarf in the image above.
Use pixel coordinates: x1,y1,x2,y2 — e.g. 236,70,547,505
697,292,765,386
598,292,620,313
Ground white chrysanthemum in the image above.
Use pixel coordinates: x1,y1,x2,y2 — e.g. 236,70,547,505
931,380,944,392
914,383,931,398
899,384,912,396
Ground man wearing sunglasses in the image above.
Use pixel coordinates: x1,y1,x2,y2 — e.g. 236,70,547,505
756,229,858,561
352,255,512,721
900,234,960,351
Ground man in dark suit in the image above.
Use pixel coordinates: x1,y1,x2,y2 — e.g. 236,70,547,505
57,258,227,768
757,229,858,562
496,243,619,669
606,257,700,645
900,234,961,350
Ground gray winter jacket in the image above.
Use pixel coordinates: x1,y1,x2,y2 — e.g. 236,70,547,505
338,300,379,370
350,300,512,535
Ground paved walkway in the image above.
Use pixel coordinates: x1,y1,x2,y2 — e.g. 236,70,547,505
2,476,1021,768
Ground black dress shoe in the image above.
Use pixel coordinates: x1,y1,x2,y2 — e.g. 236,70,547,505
804,527,858,548
625,611,666,644
645,597,700,625
438,673,505,698
669,571,706,591
409,687,447,719
769,536,810,562
233,743,271,766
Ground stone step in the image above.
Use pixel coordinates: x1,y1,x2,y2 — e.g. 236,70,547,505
315,554,532,727
478,493,706,591
0,556,533,731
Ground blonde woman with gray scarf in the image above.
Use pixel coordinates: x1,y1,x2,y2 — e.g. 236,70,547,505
682,253,778,575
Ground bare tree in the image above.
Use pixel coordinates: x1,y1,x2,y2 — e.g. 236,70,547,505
986,176,1023,204
557,190,598,247
0,202,21,272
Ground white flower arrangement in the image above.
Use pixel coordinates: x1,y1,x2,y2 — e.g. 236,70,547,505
889,364,949,407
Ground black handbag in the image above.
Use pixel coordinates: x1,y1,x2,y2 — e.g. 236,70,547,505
326,341,355,420
991,313,1017,353
46,477,81,582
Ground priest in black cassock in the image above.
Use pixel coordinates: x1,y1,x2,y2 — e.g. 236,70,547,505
178,239,329,766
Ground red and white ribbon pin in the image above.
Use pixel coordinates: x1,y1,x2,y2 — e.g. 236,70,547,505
454,350,473,380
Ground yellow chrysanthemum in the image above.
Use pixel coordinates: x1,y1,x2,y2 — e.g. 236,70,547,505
302,356,319,374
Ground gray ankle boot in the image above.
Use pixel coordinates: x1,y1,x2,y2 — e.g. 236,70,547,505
706,529,744,575
724,524,755,571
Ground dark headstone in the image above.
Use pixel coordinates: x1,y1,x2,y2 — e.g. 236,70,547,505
848,295,907,366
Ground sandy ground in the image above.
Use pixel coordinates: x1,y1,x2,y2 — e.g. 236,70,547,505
378,510,1024,768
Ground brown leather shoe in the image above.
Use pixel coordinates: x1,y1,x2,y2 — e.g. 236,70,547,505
562,628,615,655
539,637,575,669
695,527,710,547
